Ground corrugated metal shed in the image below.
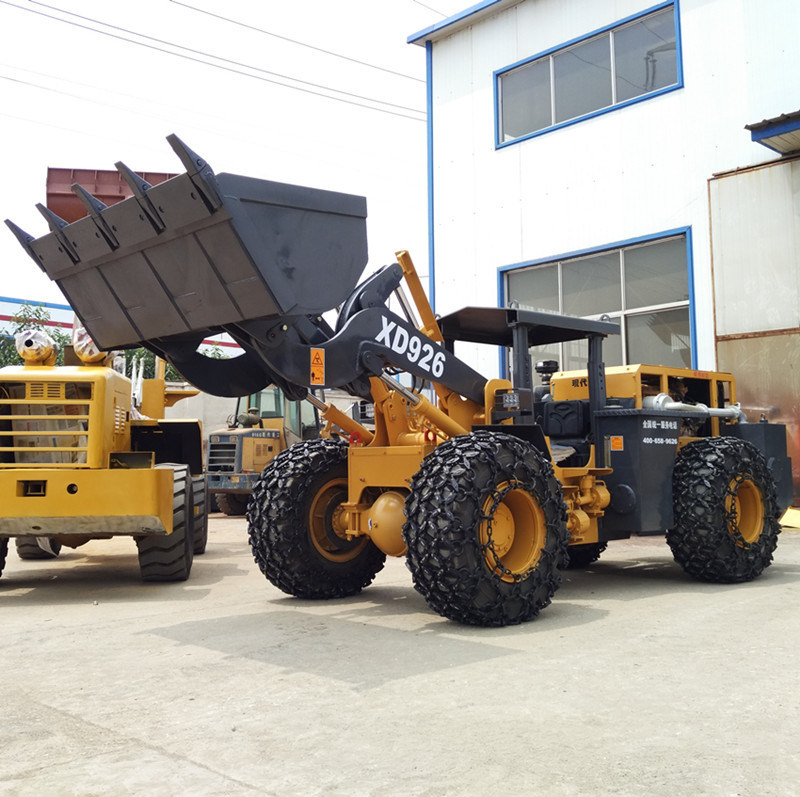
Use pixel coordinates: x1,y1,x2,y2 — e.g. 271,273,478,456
745,110,800,156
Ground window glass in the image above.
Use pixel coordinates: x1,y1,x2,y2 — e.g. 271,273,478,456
614,9,677,103
626,308,691,367
506,263,559,312
497,4,678,142
501,58,551,140
624,237,688,307
562,252,621,316
553,34,612,123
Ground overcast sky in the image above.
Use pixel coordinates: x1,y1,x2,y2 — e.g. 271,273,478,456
0,0,465,306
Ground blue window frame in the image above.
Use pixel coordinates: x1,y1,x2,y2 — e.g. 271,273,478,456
495,2,683,147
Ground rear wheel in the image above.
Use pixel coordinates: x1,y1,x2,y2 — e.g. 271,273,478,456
403,431,569,626
248,439,386,599
668,437,780,582
192,475,208,555
15,536,62,560
0,537,8,577
137,465,194,582
216,492,249,516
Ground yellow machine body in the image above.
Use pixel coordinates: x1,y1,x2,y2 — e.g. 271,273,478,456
552,363,734,406
0,360,201,544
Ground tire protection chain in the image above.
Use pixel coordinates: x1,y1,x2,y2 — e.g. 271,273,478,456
404,430,568,624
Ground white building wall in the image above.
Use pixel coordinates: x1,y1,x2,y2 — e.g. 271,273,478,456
425,0,800,376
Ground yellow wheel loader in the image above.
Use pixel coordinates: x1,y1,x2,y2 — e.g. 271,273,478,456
5,135,792,624
0,325,207,582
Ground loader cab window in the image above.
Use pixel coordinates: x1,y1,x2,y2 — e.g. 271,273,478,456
505,233,691,373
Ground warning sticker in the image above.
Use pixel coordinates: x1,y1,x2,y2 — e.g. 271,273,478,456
609,436,624,452
310,348,325,385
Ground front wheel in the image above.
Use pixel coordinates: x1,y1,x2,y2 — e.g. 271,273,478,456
0,537,8,578
248,439,386,599
403,431,569,626
668,437,781,583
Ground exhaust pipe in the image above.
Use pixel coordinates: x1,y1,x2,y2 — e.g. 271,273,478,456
642,392,747,423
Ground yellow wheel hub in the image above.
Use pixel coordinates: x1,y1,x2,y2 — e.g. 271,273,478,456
726,477,764,546
309,477,366,562
480,482,546,581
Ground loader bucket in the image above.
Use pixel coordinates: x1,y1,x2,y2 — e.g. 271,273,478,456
5,135,368,351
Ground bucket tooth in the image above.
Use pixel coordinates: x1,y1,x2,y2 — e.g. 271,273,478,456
3,219,44,270
71,183,119,249
115,160,165,233
72,183,109,214
36,204,80,263
167,133,222,210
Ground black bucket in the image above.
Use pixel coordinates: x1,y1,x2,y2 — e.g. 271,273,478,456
7,135,368,351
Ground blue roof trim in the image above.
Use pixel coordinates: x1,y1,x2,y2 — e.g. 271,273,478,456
408,0,508,45
0,295,71,312
747,117,800,140
748,116,800,156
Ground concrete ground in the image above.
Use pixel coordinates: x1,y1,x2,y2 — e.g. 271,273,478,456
2,514,800,797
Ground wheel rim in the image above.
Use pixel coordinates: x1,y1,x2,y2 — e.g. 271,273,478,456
308,476,366,562
479,482,546,581
725,476,764,546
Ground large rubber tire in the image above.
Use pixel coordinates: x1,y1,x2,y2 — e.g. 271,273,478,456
565,542,607,569
0,537,8,578
137,465,194,582
216,492,249,516
15,536,62,560
192,475,209,555
668,437,781,583
403,431,569,626
248,439,386,599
